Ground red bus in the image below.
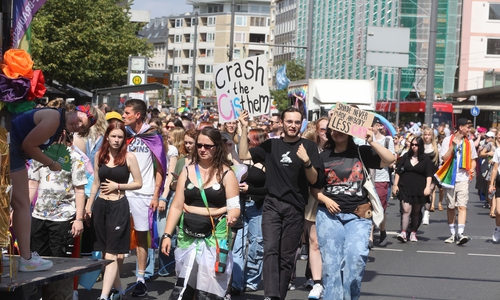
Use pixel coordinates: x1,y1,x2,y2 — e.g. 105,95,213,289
376,101,454,128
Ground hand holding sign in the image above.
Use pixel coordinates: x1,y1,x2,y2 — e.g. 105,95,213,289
328,102,375,140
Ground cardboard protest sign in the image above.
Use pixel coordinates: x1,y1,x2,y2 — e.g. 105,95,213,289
214,54,270,122
328,102,375,139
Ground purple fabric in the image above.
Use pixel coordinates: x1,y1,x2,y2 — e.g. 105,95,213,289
12,0,48,48
0,74,30,102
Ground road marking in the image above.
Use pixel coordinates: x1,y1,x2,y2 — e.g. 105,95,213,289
416,251,455,255
467,253,500,257
372,248,403,252
468,235,491,240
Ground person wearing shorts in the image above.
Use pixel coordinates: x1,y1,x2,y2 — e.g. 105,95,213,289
439,118,477,245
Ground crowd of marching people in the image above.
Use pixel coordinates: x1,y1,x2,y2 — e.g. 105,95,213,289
10,97,500,300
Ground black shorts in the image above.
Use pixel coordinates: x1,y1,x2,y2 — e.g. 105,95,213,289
93,196,131,254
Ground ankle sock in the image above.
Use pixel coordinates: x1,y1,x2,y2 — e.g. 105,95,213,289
458,224,465,235
449,224,456,235
137,270,145,283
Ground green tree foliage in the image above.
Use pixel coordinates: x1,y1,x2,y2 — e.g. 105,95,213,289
270,59,306,112
30,0,152,89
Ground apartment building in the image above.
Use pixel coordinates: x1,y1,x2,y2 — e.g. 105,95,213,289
459,1,500,91
140,0,272,109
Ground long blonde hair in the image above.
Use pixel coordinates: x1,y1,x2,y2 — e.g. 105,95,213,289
170,127,186,156
423,128,439,165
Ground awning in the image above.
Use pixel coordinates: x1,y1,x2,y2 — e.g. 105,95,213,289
92,83,167,95
445,85,500,100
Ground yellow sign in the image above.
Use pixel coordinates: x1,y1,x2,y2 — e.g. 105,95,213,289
132,75,143,85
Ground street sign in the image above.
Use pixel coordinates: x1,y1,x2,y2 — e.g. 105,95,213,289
471,106,480,117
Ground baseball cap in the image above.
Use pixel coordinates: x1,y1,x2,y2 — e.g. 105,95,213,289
455,118,470,129
106,111,123,122
180,113,191,121
372,117,382,126
486,131,495,138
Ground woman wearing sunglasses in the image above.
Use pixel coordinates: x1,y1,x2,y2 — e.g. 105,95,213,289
10,104,97,272
161,127,240,299
393,136,434,242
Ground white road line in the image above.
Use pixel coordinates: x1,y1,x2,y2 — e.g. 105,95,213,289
372,248,403,252
467,253,500,257
416,251,455,255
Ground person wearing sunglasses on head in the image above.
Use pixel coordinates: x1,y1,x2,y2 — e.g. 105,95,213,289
9,103,98,272
393,136,434,242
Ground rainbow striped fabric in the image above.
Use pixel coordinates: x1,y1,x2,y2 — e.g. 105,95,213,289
434,135,471,188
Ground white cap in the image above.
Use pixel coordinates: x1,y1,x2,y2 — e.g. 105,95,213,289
486,131,495,138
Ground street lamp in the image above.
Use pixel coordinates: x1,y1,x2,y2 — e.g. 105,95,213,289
469,95,477,128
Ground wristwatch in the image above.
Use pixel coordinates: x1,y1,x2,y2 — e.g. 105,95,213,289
162,233,172,239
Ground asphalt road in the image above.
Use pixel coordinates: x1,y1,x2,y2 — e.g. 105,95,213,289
69,181,500,299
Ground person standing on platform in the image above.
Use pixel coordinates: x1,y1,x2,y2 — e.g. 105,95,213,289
238,108,323,300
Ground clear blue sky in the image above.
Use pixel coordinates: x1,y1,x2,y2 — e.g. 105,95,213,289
131,0,192,18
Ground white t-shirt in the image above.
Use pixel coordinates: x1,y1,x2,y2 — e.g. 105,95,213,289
440,136,478,182
167,144,179,164
491,148,500,164
127,136,155,195
373,135,395,182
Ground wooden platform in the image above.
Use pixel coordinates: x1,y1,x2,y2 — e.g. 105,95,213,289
0,256,110,299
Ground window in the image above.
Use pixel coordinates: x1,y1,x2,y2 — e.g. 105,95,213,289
205,65,213,74
173,66,181,73
233,49,241,60
190,34,195,43
175,19,183,28
208,5,223,13
235,16,247,26
490,4,500,20
189,49,195,58
487,38,500,55
175,35,182,43
189,66,193,74
204,81,212,90
207,33,215,42
207,49,214,57
234,33,246,43
207,16,216,26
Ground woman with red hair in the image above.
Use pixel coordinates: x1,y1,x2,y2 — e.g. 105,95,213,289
85,121,142,300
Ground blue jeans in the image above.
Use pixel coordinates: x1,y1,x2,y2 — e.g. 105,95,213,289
316,206,371,300
231,200,264,291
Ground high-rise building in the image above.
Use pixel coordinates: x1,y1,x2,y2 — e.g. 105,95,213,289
140,0,272,109
278,0,461,101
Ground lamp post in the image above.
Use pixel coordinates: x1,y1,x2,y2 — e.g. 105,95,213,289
469,95,477,128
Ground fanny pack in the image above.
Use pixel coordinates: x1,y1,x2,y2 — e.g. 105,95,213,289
353,202,372,219
182,213,213,238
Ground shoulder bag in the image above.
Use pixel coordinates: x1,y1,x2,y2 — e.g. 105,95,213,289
357,147,384,227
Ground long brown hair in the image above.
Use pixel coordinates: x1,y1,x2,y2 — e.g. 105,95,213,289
97,122,128,166
191,127,231,184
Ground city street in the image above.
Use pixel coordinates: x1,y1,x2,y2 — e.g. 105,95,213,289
73,180,500,300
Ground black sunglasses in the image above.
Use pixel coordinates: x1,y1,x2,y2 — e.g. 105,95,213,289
196,143,215,150
411,143,419,146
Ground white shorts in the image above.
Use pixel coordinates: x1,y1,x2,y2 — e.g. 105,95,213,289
127,191,152,232
445,181,469,209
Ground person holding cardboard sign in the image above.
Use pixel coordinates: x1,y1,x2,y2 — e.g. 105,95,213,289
238,108,322,300
310,125,394,300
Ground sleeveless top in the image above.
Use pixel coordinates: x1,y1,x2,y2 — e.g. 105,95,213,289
11,108,65,149
98,164,130,184
184,168,229,208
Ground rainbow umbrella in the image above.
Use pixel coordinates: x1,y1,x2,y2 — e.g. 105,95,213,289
373,112,397,137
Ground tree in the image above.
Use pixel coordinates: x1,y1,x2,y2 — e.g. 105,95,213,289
30,0,153,90
270,59,306,112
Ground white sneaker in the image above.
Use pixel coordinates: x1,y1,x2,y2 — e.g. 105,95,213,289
422,210,430,225
308,283,324,300
410,231,418,242
18,252,53,272
444,234,456,243
493,228,500,242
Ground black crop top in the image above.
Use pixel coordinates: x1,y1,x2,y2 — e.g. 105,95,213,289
184,168,229,208
98,164,130,184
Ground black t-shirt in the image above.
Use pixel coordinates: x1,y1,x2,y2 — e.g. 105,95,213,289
319,145,381,213
250,137,323,211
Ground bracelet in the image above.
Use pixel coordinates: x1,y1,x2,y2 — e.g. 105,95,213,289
47,160,56,168
75,218,83,222
159,197,167,202
162,233,172,239
304,161,313,169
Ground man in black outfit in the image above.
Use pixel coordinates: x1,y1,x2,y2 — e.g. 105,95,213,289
239,107,323,300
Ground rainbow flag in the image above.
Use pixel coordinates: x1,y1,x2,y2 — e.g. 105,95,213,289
434,136,471,188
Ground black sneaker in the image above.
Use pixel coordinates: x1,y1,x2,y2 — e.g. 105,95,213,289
378,230,388,247
131,281,147,297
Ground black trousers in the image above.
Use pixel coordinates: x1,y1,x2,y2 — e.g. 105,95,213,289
262,196,304,300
